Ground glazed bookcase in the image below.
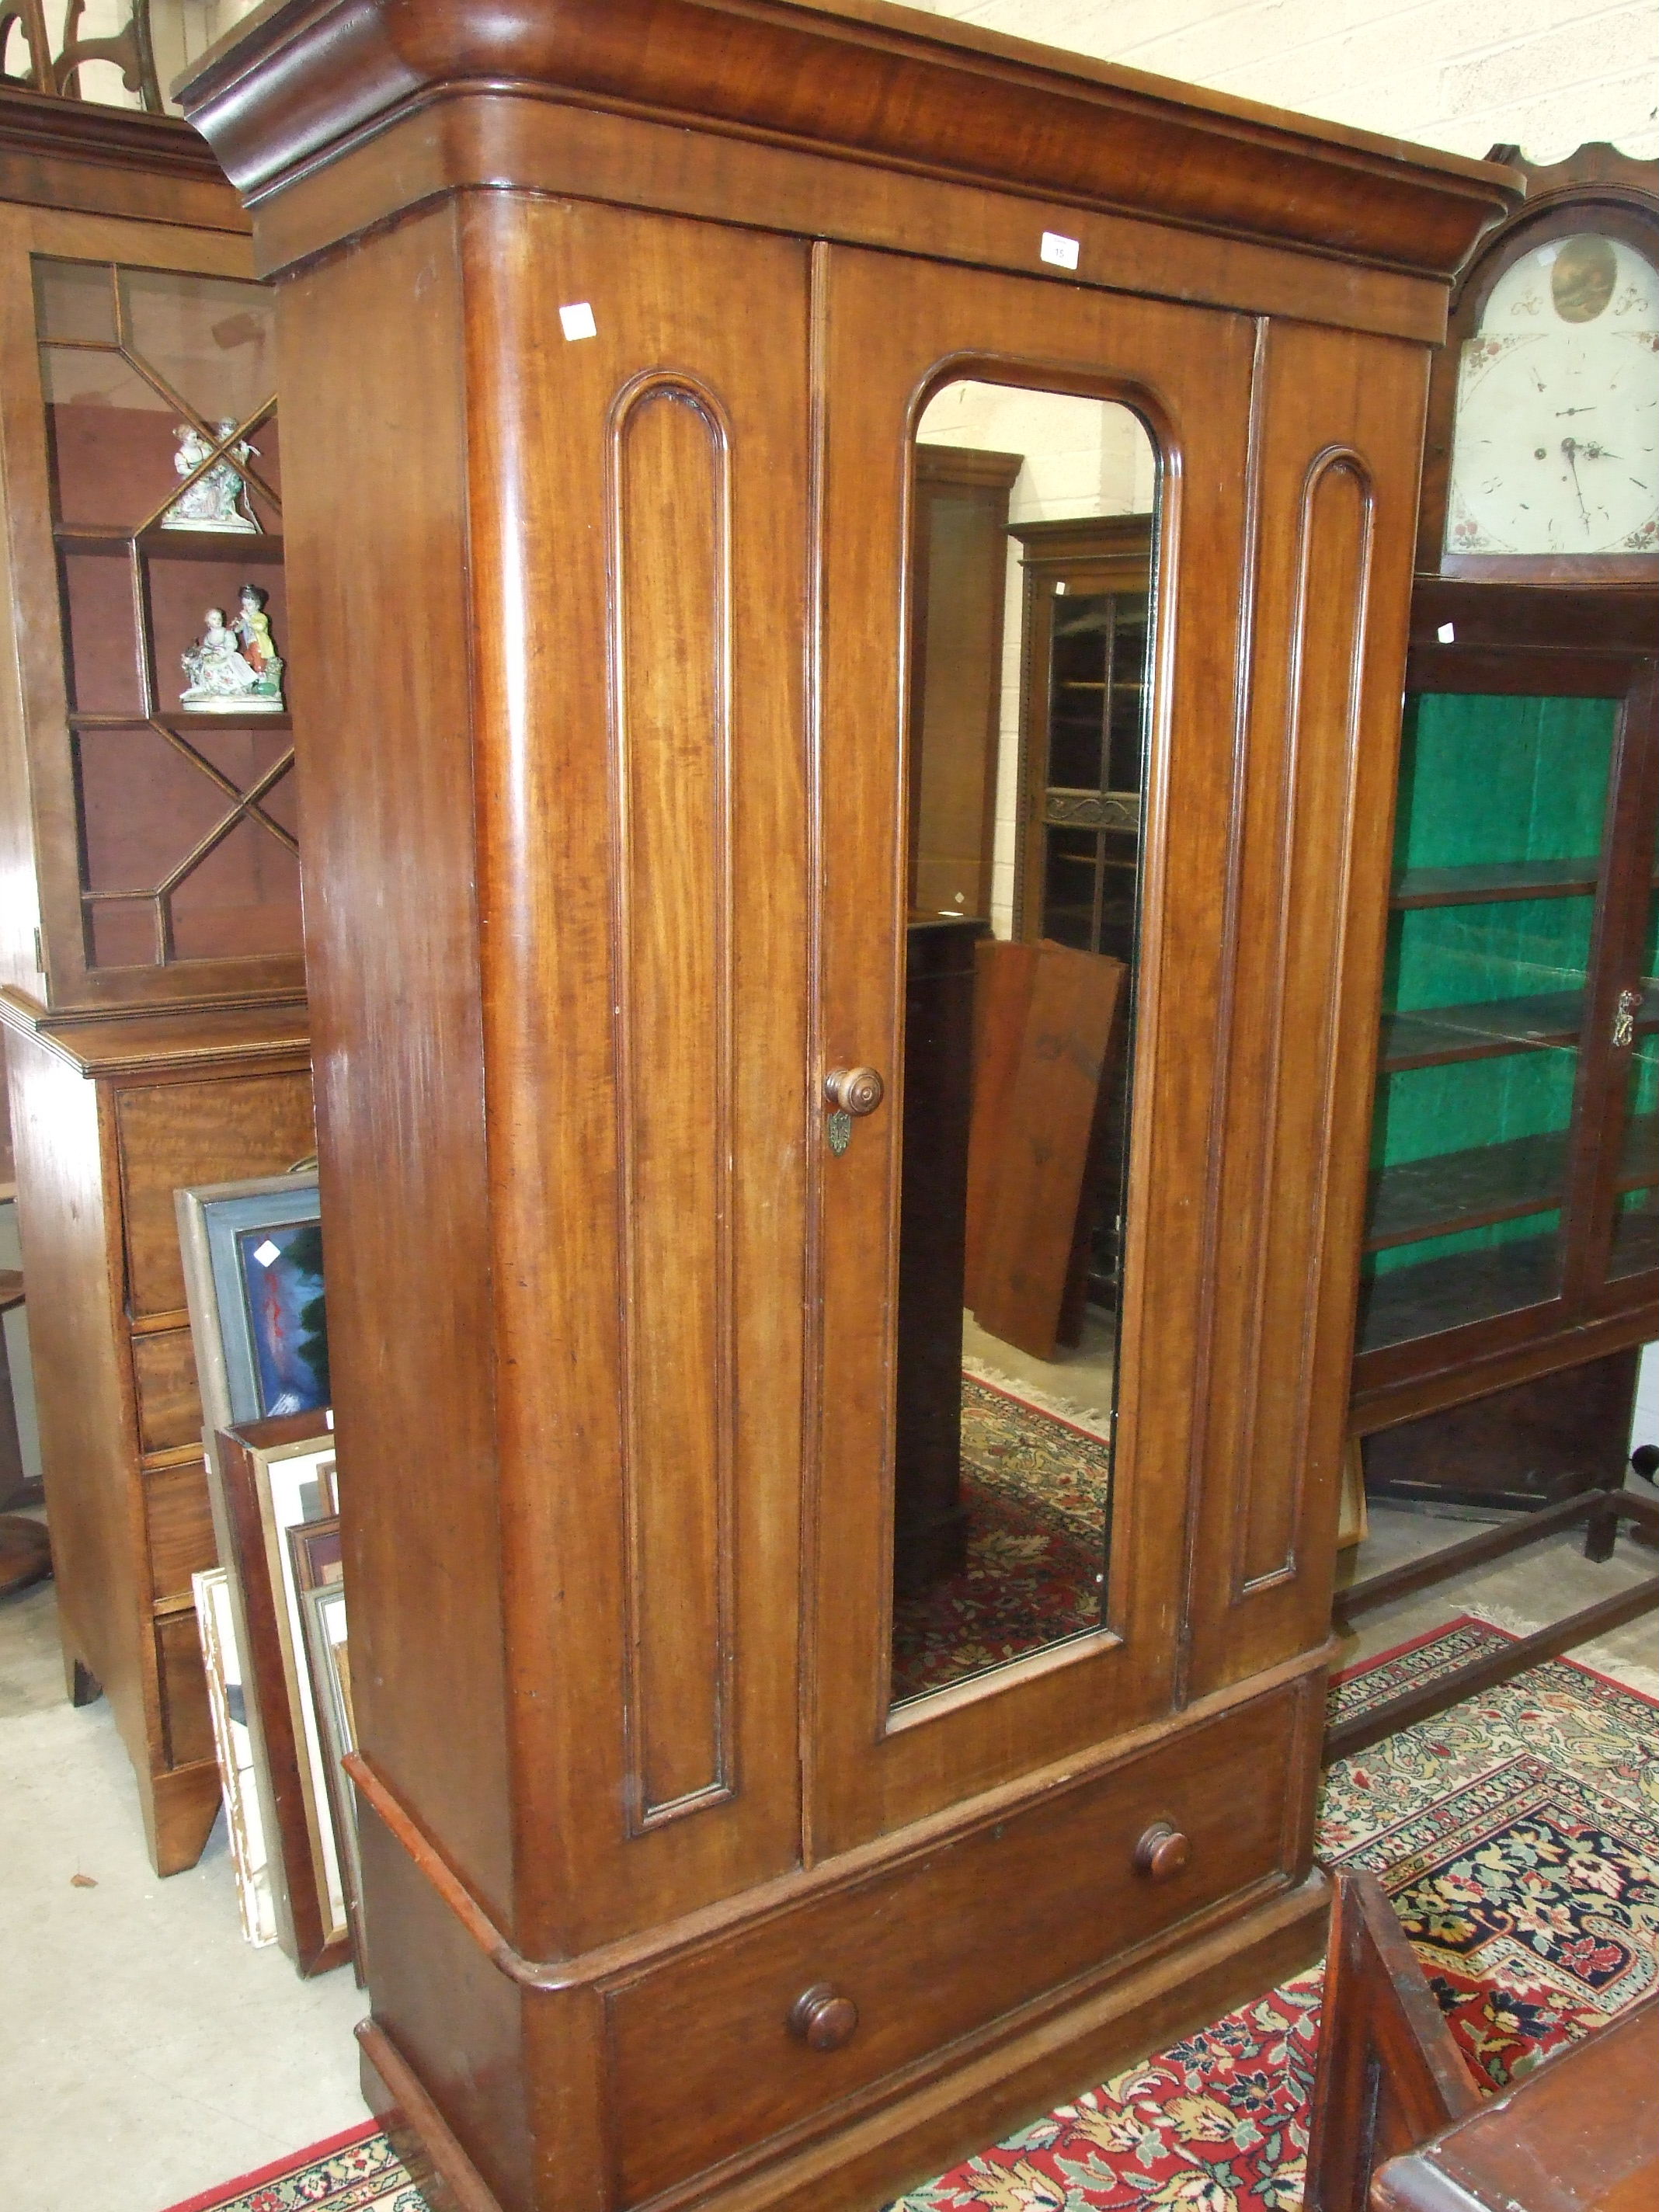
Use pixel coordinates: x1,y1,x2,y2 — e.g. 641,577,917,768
0,88,312,1875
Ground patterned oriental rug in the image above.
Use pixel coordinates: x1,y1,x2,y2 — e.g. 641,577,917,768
892,1377,1112,1702
163,1622,1658,2212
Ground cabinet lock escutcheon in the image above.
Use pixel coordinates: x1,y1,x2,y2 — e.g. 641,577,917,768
1613,989,1641,1050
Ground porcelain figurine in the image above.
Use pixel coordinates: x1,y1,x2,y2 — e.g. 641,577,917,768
179,586,285,711
161,419,259,533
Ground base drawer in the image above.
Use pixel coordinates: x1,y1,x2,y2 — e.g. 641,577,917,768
604,1680,1309,2206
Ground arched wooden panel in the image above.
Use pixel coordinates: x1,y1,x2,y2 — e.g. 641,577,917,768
608,373,736,1828
1185,318,1427,1700
1233,448,1375,1592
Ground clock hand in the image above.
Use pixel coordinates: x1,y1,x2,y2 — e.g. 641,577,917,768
1561,438,1592,530
1556,405,1597,416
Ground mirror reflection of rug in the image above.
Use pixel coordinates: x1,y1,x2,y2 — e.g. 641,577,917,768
891,1377,1113,1701
165,1622,1657,2212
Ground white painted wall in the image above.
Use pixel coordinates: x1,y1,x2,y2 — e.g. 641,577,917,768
906,1,1658,162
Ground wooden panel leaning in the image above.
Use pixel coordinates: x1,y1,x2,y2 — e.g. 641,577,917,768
180,2,1518,2203
965,939,1126,1362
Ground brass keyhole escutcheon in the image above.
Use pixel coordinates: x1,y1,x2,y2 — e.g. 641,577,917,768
789,1982,860,2052
1132,1821,1191,1883
824,1066,885,1116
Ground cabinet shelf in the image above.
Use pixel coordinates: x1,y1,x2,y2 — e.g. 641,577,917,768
1358,1228,1561,1352
1390,858,1601,909
69,712,293,736
1379,989,1585,1071
1364,1125,1568,1251
56,527,283,562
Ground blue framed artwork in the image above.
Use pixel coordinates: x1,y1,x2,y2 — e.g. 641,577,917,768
177,1174,329,1438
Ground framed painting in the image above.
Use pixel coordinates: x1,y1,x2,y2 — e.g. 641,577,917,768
287,1511,343,1602
176,1172,328,1453
301,1577,364,1979
216,1414,350,1976
192,1566,278,1949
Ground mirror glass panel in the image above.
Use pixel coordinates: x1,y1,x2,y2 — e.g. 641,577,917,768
890,380,1158,1708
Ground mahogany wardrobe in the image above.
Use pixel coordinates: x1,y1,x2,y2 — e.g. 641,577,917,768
183,5,1517,2208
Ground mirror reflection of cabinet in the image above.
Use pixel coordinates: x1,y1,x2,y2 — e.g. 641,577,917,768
0,93,313,1874
1013,516,1153,955
183,5,1518,2207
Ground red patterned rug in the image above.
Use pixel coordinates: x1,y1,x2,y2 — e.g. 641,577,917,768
163,1620,1657,2212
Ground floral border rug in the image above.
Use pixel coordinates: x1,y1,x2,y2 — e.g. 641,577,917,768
163,1621,1658,2212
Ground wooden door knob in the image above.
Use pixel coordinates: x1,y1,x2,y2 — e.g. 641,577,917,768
1132,1821,1190,1882
824,1066,885,1116
788,1983,860,2051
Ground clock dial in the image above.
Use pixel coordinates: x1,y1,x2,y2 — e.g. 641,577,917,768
1445,233,1659,558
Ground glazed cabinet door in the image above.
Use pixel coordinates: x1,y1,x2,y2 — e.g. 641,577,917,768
809,245,1259,1854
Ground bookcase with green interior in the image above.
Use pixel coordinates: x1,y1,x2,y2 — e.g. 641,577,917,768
1355,680,1658,1411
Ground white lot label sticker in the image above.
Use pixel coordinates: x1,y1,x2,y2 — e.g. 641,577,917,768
1040,232,1080,270
559,301,599,341
252,1238,282,1268
1437,622,1456,643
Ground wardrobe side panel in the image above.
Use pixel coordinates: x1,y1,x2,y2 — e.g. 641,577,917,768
460,195,812,1953
1186,318,1428,1695
275,204,515,1925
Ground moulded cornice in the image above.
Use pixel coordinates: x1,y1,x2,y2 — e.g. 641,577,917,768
0,81,224,181
178,0,1522,280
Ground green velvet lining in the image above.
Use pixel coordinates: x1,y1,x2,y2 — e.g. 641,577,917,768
1383,896,1595,1012
1392,694,1616,872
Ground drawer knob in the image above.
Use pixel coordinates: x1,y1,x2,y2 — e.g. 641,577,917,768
789,1982,859,2052
1133,1821,1191,1883
824,1066,885,1116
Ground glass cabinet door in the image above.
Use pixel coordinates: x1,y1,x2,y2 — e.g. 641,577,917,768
27,256,299,1001
1357,694,1614,1351
1357,668,1657,1362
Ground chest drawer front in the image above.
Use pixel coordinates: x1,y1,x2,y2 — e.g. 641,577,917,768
133,1326,203,1454
115,1070,315,1320
604,1684,1303,2204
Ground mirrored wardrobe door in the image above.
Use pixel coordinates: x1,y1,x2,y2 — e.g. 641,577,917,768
811,244,1259,1856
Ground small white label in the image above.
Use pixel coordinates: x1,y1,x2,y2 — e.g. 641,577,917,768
558,301,598,341
325,1407,335,1430
1040,231,1080,270
252,1238,281,1268
1437,621,1456,643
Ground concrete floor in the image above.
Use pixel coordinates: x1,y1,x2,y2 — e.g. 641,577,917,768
0,1546,368,2212
2,1483,1654,2211
1334,1497,1659,1695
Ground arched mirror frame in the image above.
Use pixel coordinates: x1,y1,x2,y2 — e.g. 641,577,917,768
878,348,1174,1728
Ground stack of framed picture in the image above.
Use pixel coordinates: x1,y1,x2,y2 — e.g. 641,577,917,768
176,1170,359,1977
